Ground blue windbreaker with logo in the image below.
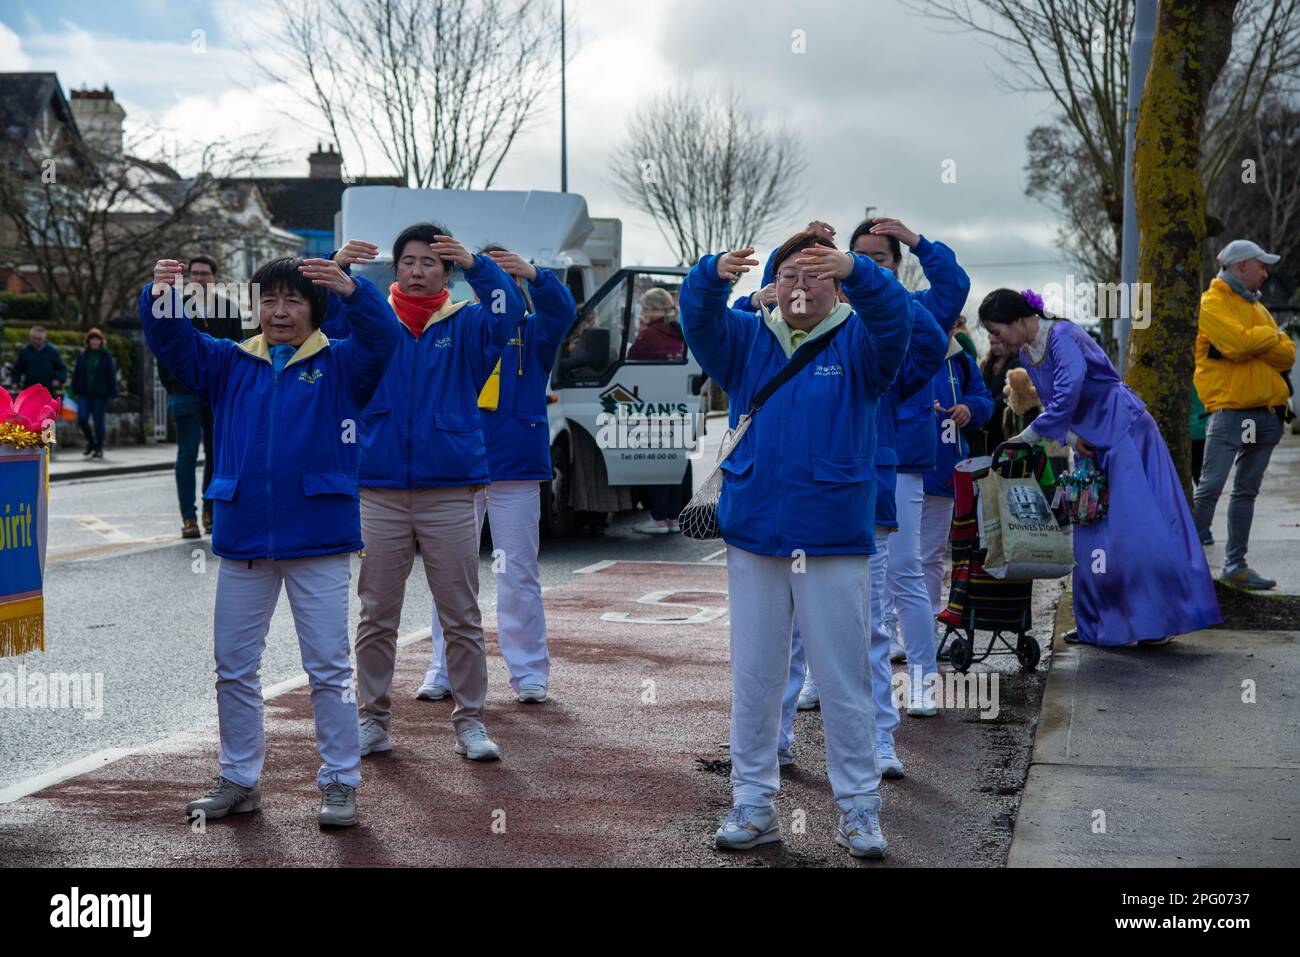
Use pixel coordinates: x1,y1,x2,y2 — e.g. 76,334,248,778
482,268,577,482
321,254,527,488
139,275,399,560
681,252,913,557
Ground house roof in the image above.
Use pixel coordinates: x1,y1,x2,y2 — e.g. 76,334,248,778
0,72,79,152
241,175,405,233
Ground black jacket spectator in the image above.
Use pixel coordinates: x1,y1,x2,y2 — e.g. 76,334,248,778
72,343,118,399
12,342,68,391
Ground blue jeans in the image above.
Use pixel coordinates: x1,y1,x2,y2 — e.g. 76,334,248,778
77,396,108,452
169,393,205,521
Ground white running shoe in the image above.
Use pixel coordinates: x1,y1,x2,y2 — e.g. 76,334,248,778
358,717,392,757
714,804,781,851
516,685,548,703
796,674,820,711
836,798,887,859
454,726,502,761
634,518,673,535
876,731,904,779
416,682,451,701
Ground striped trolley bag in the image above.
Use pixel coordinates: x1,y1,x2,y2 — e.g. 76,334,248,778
936,443,1049,673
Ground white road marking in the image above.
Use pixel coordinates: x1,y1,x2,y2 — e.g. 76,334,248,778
70,515,137,543
0,625,436,805
600,589,729,625
702,547,727,562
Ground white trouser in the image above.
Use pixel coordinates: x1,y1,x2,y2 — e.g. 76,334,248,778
214,554,360,790
426,482,549,692
887,472,937,708
781,529,895,748
727,545,880,814
920,494,955,622
867,529,899,737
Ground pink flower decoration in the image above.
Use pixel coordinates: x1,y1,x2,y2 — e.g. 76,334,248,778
0,385,61,433
1020,289,1045,313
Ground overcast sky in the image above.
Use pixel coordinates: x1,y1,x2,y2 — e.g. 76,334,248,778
1,0,1074,319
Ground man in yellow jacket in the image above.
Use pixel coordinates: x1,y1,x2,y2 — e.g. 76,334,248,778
1192,240,1295,590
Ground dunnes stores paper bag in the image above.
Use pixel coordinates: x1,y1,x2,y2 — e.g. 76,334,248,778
977,469,1073,581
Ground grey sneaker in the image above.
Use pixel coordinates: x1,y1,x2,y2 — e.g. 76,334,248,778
358,717,392,757
416,682,451,701
1221,566,1277,590
714,804,781,851
778,746,795,767
876,731,904,779
454,726,501,761
836,798,887,859
516,685,548,703
185,777,260,821
319,782,358,829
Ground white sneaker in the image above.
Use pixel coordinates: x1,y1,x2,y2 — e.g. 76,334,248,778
906,702,939,718
358,717,392,757
454,726,501,761
516,684,548,703
836,798,887,859
634,518,673,535
796,674,820,711
714,804,781,851
889,636,906,663
876,731,904,778
416,682,450,701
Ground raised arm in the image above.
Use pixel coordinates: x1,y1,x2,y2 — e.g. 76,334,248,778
520,267,578,372
139,259,229,404
296,263,398,409
458,247,528,386
679,249,763,395
895,299,947,400
911,236,971,333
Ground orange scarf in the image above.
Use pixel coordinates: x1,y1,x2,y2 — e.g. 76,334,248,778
389,283,450,337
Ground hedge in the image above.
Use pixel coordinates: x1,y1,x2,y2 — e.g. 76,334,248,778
0,292,80,323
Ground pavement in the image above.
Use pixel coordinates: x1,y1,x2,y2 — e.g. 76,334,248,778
1009,433,1300,867
48,441,195,483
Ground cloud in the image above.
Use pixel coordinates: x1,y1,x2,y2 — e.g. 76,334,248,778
0,21,34,69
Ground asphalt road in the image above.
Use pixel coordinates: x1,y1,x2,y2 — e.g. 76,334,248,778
0,467,721,793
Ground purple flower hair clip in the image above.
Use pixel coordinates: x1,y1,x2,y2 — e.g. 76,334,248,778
1021,289,1045,313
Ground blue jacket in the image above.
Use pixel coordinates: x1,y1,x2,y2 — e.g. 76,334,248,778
481,269,577,482
681,252,912,557
139,276,399,560
923,344,994,498
893,236,971,472
323,254,527,489
875,300,947,528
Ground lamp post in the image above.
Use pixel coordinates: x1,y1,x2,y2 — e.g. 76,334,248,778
560,0,568,193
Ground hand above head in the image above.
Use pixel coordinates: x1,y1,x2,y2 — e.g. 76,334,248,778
750,283,778,309
486,249,538,282
299,258,357,297
868,218,920,248
791,245,855,282
333,240,379,269
152,259,185,295
429,236,475,270
807,220,836,241
716,248,759,283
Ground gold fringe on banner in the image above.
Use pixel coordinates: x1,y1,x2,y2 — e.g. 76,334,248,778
0,597,45,657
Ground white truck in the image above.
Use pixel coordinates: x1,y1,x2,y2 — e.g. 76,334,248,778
336,186,706,535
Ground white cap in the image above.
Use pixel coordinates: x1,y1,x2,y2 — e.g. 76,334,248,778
1218,239,1281,267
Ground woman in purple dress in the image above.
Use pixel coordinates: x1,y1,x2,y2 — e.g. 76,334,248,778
979,289,1221,646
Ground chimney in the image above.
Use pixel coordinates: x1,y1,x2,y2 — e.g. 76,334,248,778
70,85,126,159
308,142,343,180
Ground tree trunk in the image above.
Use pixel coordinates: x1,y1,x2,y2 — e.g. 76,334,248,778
1130,0,1238,504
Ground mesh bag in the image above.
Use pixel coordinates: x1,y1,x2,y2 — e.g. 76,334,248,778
678,414,752,540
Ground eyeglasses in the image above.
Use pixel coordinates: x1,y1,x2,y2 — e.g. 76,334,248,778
775,270,827,288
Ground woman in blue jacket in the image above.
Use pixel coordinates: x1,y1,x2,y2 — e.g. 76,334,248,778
921,334,993,628
141,255,398,830
681,232,911,860
328,225,526,764
418,246,577,705
851,217,971,716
